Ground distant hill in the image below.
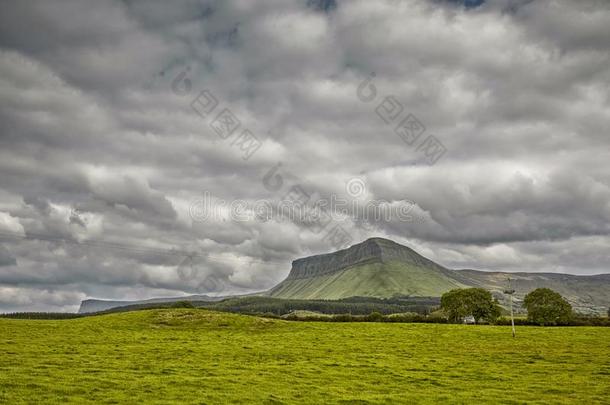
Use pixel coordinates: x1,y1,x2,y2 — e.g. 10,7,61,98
79,294,225,313
453,269,610,315
268,237,610,315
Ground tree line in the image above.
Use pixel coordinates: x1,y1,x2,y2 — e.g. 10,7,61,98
2,289,608,326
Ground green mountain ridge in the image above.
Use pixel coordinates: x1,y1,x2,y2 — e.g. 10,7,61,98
268,237,610,314
268,237,467,300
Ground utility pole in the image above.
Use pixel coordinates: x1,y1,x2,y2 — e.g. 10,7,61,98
504,277,516,338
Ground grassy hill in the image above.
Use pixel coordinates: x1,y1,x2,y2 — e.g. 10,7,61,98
1,309,609,403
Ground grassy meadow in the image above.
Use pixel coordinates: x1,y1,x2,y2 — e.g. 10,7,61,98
1,309,609,404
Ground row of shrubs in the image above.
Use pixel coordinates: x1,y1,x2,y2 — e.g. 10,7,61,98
3,302,609,326
208,295,439,316
263,311,449,323
494,316,610,327
258,311,610,326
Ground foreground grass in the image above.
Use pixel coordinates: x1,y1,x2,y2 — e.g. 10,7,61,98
1,309,609,404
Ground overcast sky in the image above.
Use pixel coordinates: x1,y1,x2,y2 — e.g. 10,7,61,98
1,0,609,312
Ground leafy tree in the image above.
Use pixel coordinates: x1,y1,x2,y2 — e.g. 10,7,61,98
441,289,470,323
523,288,572,326
466,288,502,324
441,288,501,324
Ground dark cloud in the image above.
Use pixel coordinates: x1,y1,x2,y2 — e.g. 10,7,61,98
0,246,17,267
0,0,609,312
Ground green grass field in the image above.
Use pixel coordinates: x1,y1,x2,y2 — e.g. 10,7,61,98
1,309,609,404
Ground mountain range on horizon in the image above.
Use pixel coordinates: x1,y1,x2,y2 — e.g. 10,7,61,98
79,237,610,315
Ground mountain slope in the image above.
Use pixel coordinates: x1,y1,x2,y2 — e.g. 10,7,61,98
268,237,468,299
268,261,467,299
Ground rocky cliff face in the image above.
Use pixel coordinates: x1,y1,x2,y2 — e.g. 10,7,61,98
79,299,132,313
286,237,447,280
78,294,224,313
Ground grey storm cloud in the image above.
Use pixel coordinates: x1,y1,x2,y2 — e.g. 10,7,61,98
0,0,609,312
0,246,17,267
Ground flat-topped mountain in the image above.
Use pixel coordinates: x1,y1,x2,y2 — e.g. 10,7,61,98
287,237,451,279
269,237,610,314
269,237,468,300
